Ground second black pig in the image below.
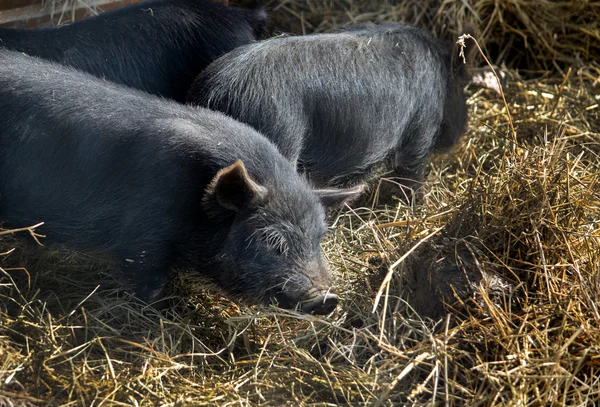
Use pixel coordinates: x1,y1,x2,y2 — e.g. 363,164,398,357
188,23,471,193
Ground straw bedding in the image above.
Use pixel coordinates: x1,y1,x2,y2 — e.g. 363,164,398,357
1,0,599,405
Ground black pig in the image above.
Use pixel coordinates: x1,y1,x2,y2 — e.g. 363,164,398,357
0,0,266,102
0,49,362,314
187,23,471,192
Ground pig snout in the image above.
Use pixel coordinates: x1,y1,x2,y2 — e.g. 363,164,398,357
299,291,339,314
275,260,338,314
274,271,338,315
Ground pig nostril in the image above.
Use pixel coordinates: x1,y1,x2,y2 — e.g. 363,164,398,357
300,292,338,315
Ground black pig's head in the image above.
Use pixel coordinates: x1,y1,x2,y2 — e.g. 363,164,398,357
202,160,362,315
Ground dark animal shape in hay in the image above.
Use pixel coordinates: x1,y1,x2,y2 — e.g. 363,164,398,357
0,49,363,314
0,0,266,102
187,23,472,196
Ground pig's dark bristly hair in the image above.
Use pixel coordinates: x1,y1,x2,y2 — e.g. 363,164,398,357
187,22,471,188
0,0,267,102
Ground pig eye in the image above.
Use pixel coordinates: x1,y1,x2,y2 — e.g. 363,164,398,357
257,226,289,255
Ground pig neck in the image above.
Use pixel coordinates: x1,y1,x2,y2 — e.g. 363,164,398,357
174,213,233,269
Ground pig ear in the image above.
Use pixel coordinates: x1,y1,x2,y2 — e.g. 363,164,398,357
315,185,365,209
206,160,267,213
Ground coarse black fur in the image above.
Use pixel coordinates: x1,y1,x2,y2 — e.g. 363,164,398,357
0,49,361,312
0,0,266,102
187,22,472,190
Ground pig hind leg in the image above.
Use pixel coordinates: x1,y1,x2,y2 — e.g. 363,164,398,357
378,146,430,203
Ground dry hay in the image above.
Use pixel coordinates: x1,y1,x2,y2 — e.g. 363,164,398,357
2,1,600,406
39,0,103,25
245,0,600,73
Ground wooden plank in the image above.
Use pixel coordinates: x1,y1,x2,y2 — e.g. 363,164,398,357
0,1,38,12
0,0,140,27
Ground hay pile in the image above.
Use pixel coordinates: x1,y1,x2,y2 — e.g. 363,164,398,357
259,0,600,72
1,1,600,406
